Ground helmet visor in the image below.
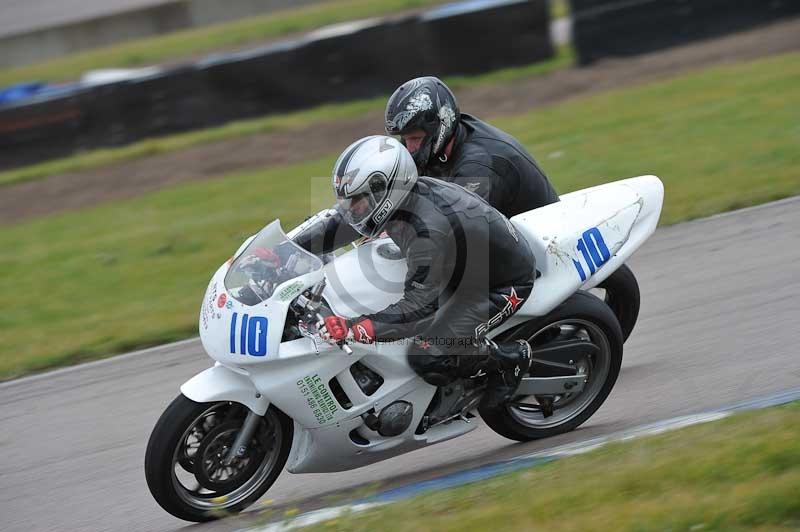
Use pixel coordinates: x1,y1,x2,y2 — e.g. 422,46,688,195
338,173,388,225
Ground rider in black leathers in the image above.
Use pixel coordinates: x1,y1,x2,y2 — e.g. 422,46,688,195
385,77,640,344
294,135,535,407
385,76,559,217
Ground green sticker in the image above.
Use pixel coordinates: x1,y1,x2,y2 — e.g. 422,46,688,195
277,281,304,301
297,374,338,425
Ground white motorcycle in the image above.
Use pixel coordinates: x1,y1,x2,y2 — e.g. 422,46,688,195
145,175,664,522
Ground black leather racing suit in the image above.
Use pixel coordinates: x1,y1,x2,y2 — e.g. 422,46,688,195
425,113,560,217
294,177,536,382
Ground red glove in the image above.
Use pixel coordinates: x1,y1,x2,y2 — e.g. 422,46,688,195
322,316,349,342
322,316,375,344
253,247,280,266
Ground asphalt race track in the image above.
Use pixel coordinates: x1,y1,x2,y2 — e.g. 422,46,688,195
1,196,799,532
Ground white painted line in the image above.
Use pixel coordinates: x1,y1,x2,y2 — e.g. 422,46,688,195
249,503,382,532
523,412,731,460
238,410,740,532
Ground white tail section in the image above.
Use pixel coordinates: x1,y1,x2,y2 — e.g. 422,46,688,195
510,175,664,317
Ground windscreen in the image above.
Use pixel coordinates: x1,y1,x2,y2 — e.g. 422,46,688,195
224,221,323,306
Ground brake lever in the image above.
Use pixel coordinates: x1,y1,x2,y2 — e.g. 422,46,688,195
296,279,353,355
297,321,320,355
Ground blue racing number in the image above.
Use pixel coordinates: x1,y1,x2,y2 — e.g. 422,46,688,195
229,312,268,356
572,227,611,282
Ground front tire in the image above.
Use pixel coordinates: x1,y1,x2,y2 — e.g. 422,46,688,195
144,395,292,522
481,291,623,441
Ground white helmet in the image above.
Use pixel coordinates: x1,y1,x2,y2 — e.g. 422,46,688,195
332,135,418,237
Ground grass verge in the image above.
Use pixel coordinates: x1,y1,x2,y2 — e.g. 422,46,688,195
0,51,799,379
0,96,385,188
307,402,800,531
0,46,576,188
0,0,451,88
551,0,570,20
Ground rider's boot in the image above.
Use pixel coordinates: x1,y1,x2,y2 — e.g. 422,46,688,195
480,339,532,408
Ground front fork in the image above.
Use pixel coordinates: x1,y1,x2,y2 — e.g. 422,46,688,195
223,410,262,466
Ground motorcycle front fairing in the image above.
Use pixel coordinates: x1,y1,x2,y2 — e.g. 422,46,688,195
184,221,326,415
197,220,324,364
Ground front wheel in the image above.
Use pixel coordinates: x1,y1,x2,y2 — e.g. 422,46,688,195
481,291,623,441
144,395,292,522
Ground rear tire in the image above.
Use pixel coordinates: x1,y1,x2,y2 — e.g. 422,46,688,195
481,291,623,441
597,263,640,343
144,395,292,522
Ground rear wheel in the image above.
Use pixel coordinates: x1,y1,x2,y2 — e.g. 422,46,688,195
481,291,623,441
595,263,640,343
144,395,292,522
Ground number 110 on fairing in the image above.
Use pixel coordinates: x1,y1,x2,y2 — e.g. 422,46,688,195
229,312,269,356
572,227,611,281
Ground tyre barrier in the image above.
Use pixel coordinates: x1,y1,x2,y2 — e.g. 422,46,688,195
571,0,800,65
0,0,552,171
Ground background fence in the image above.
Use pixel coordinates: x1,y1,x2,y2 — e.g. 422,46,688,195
6,0,800,171
571,0,800,65
0,0,552,171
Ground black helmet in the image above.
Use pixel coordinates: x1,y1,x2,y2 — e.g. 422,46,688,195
385,76,460,171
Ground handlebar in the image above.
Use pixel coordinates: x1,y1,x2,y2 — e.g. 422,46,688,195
293,288,353,355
